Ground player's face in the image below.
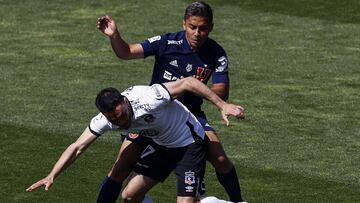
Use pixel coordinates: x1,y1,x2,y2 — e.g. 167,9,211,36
183,16,213,51
103,103,132,129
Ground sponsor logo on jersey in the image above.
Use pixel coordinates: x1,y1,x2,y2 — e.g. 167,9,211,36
151,85,163,100
167,39,183,45
130,98,152,112
186,64,193,72
148,36,161,43
184,171,195,185
164,70,172,80
169,60,178,67
163,70,178,81
216,56,228,72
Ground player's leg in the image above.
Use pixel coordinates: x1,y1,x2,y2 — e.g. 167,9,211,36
206,130,244,202
129,141,175,201
196,112,245,202
176,136,208,203
177,196,198,203
97,138,143,203
121,172,159,203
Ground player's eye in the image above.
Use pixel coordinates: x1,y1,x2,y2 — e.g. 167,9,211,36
189,25,196,30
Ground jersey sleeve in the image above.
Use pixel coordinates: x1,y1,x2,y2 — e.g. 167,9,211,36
144,84,173,109
211,52,230,84
140,35,163,58
88,113,113,137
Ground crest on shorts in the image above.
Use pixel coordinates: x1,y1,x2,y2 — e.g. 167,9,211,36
184,171,195,185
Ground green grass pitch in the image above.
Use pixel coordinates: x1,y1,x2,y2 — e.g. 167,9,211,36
0,0,359,202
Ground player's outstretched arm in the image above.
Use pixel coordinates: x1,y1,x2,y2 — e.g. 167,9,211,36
97,15,144,60
163,77,245,125
25,127,97,192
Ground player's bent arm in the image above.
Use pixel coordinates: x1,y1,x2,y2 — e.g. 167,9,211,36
164,77,225,109
163,77,245,125
211,83,229,101
97,15,144,60
48,127,98,178
26,127,98,192
110,32,144,60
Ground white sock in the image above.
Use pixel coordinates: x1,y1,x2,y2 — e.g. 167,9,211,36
200,196,229,203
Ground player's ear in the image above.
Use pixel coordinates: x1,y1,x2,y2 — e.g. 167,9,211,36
182,20,186,30
209,22,214,32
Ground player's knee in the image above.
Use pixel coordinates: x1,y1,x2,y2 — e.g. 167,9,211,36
211,155,233,173
176,196,196,203
121,190,135,202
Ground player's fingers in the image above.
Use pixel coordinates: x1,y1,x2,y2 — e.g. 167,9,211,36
222,114,229,126
237,114,245,120
44,182,52,191
26,181,43,192
236,105,245,119
235,111,245,119
105,15,112,21
25,185,33,192
236,105,245,112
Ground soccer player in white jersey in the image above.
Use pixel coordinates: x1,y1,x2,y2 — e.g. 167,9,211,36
26,77,245,203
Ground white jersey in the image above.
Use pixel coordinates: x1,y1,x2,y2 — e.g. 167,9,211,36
89,84,205,148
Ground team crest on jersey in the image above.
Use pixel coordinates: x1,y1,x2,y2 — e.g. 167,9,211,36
184,171,195,185
185,64,192,72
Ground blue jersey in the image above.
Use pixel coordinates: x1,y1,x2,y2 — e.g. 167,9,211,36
141,31,229,115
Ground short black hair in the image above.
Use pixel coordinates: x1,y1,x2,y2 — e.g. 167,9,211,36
184,1,213,23
95,87,125,113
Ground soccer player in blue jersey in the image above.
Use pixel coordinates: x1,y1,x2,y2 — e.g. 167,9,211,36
97,1,246,202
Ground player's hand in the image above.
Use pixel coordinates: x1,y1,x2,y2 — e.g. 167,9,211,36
97,15,118,37
26,176,54,192
221,103,245,126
